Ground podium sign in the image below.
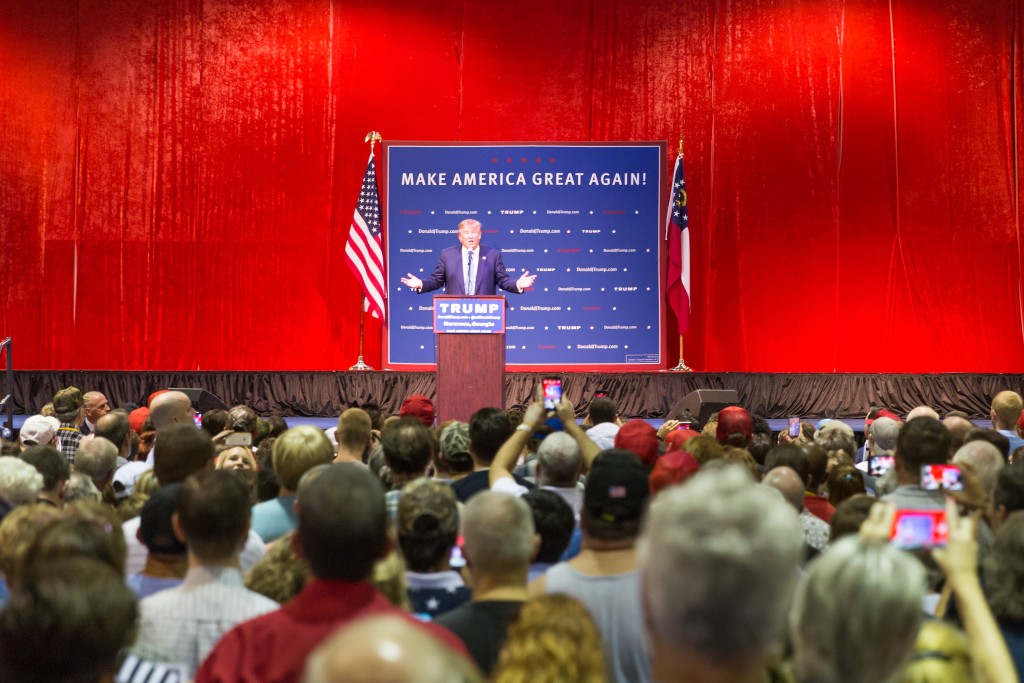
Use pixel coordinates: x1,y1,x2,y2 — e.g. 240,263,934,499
434,295,506,422
433,296,506,334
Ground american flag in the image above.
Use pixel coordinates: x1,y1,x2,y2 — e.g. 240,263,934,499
345,154,386,320
665,152,690,333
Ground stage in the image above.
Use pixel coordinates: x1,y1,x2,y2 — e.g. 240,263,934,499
7,371,1020,422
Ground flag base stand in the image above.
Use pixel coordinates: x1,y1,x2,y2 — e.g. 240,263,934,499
665,359,692,372
348,356,374,371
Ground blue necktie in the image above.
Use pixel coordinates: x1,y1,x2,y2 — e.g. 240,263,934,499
466,251,475,295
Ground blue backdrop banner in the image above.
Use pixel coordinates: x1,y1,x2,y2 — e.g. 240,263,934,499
383,143,665,369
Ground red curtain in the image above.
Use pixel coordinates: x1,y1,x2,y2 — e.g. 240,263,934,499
1,0,1022,372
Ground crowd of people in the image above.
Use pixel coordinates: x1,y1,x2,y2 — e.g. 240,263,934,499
1,383,1024,682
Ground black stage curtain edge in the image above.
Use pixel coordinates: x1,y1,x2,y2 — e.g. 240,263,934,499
7,371,1023,421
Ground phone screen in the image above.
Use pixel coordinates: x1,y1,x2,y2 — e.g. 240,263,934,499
225,432,253,447
891,509,949,549
194,412,203,428
450,539,466,568
867,455,894,477
542,377,562,411
787,417,801,438
921,464,963,492
594,390,609,399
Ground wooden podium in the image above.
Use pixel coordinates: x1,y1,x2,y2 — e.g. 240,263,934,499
434,295,506,423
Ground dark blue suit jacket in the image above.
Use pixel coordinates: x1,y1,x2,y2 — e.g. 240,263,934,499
418,244,520,295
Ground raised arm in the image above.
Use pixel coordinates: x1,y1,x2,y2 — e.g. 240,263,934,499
490,389,547,490
554,397,601,471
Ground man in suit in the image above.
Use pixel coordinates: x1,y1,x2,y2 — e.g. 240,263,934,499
401,219,536,295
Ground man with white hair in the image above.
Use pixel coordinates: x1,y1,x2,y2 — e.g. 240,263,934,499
436,492,534,676
638,466,803,683
0,456,44,521
81,391,111,436
74,435,119,495
991,391,1024,454
953,440,1004,499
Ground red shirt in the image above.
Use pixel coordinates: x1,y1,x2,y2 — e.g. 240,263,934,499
195,579,467,683
804,493,835,523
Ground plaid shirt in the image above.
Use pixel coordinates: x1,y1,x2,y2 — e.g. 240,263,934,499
57,424,82,465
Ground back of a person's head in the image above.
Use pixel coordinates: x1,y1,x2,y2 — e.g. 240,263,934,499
462,491,534,577
964,427,1010,460
338,407,373,453
0,557,137,683
685,435,724,465
272,425,334,491
764,444,809,483
900,619,974,683
177,470,251,563
437,421,473,475
952,440,1004,495
244,530,308,604
828,495,877,543
870,417,902,453
396,478,459,573
228,405,259,433
469,408,512,464
983,510,1024,621
305,615,483,683
298,464,387,581
138,484,187,558
536,432,582,487
199,409,230,438
638,466,802,663
813,426,858,463
790,536,925,683
826,465,867,508
492,594,607,683
381,418,433,477
614,420,660,469
587,397,617,425
19,445,70,491
992,390,1024,429
153,423,215,485
522,488,574,564
583,449,650,542
0,503,62,589
800,443,829,490
896,417,951,470
0,456,44,506
762,466,805,512
75,435,119,481
94,410,130,453
23,515,127,580
52,386,84,423
995,463,1024,514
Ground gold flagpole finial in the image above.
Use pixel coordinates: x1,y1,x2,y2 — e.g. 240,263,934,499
365,131,382,155
677,134,684,157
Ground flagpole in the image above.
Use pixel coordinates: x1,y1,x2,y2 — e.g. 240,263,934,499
348,131,383,372
667,135,692,372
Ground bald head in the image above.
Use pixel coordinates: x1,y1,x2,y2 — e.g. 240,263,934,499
763,466,804,512
906,406,940,422
149,391,195,431
953,441,1005,496
303,616,482,683
943,416,974,452
83,392,111,424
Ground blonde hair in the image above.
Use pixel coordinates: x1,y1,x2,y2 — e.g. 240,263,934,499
0,504,62,587
244,530,308,603
492,594,608,683
900,620,976,683
272,426,334,491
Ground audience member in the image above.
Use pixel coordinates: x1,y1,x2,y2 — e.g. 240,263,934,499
133,470,279,677
492,594,608,683
304,615,483,683
828,494,877,542
763,465,829,555
17,414,59,449
523,488,575,581
435,421,474,483
900,620,975,683
0,557,137,683
436,491,532,675
95,409,132,464
381,418,435,519
20,444,70,508
74,434,118,494
639,466,802,683
0,456,43,520
826,464,866,507
953,440,1004,500
150,391,198,431
66,471,103,503
397,478,470,619
334,407,372,465
586,397,620,450
81,391,111,436
451,408,525,503
789,536,925,683
197,464,466,683
252,425,333,543
992,391,1024,454
244,529,308,604
716,406,753,449
615,419,660,469
944,414,975,454
649,448,700,495
399,394,435,427
965,427,1011,460
531,449,652,683
200,409,230,439
127,484,188,598
883,416,951,509
53,386,86,464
